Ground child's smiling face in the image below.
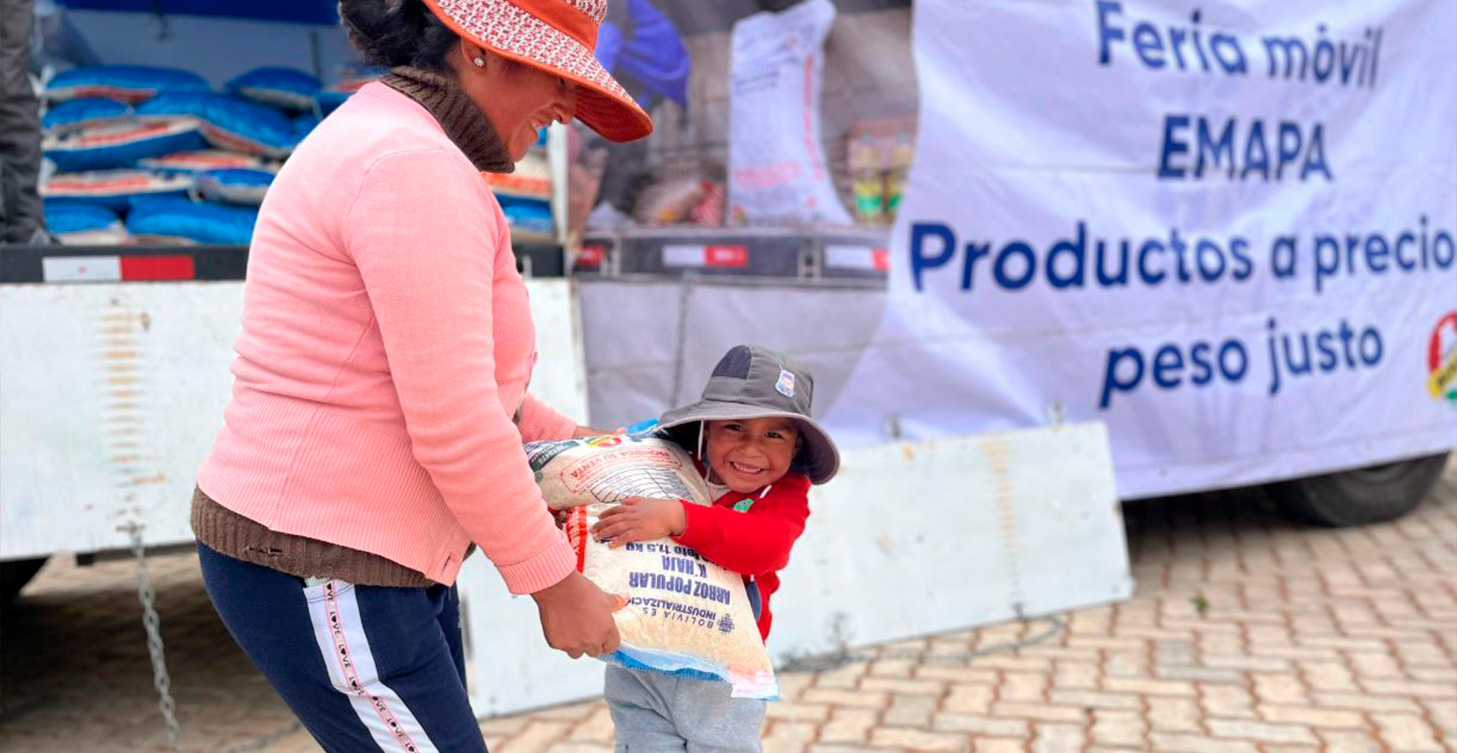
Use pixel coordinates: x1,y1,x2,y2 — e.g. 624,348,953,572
703,417,802,494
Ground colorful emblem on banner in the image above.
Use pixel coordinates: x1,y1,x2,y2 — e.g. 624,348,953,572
1428,313,1457,405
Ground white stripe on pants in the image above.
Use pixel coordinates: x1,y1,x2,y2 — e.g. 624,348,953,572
305,579,440,752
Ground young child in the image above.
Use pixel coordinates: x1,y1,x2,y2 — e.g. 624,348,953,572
590,344,840,753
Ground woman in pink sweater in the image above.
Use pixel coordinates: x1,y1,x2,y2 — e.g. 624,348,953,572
191,1,652,749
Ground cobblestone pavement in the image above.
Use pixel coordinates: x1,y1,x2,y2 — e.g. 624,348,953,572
3,465,1455,753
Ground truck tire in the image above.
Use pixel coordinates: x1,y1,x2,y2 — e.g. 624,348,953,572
1267,453,1450,527
1,556,48,608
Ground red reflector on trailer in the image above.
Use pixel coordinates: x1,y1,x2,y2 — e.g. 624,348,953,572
119,255,195,281
576,244,606,266
703,245,748,267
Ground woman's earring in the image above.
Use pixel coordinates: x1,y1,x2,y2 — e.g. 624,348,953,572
473,56,486,68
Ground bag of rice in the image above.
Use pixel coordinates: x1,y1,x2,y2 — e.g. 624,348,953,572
42,98,132,133
524,435,779,700
136,93,296,158
43,202,131,245
41,169,192,212
195,168,275,206
42,118,207,172
44,65,209,104
126,197,258,245
292,112,322,143
317,64,384,114
499,196,555,239
138,150,270,174
226,67,322,111
727,0,852,226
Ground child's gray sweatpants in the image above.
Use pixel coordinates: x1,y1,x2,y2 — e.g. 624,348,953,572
605,665,766,753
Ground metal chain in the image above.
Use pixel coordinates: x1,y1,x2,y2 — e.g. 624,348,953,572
124,522,183,753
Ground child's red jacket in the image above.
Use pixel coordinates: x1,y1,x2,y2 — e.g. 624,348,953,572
672,471,811,641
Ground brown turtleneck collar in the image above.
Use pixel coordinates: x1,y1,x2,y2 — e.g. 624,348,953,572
381,66,515,175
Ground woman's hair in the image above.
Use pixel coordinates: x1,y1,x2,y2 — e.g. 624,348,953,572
338,0,459,71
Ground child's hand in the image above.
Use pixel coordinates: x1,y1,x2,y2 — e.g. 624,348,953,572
593,497,687,548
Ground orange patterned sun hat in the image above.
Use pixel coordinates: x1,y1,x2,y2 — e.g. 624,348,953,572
422,0,653,142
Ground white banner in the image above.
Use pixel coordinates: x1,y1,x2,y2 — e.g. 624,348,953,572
825,0,1457,498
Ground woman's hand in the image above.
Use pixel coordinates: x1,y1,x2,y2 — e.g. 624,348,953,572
592,497,687,547
530,571,627,659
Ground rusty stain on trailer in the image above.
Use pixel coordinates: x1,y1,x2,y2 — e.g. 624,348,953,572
980,436,1024,608
92,300,167,529
125,473,167,487
99,313,148,324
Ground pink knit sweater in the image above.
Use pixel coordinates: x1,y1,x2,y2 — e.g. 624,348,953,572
197,83,578,593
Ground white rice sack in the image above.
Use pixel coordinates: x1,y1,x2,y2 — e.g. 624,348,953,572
726,0,851,226
525,436,778,699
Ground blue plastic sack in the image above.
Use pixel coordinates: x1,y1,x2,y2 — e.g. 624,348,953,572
195,168,275,206
41,169,193,212
45,65,210,104
499,196,555,237
42,98,131,132
136,93,296,158
316,90,351,114
44,202,119,233
291,112,321,143
138,150,269,174
226,67,321,111
43,118,207,172
43,202,131,245
317,64,383,114
126,198,258,245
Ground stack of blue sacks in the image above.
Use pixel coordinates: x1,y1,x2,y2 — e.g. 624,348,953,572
39,65,340,245
487,128,557,241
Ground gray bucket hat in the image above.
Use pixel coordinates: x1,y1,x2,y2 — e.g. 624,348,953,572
658,345,840,484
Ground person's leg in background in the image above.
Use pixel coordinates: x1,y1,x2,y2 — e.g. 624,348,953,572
0,0,48,243
197,543,489,753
